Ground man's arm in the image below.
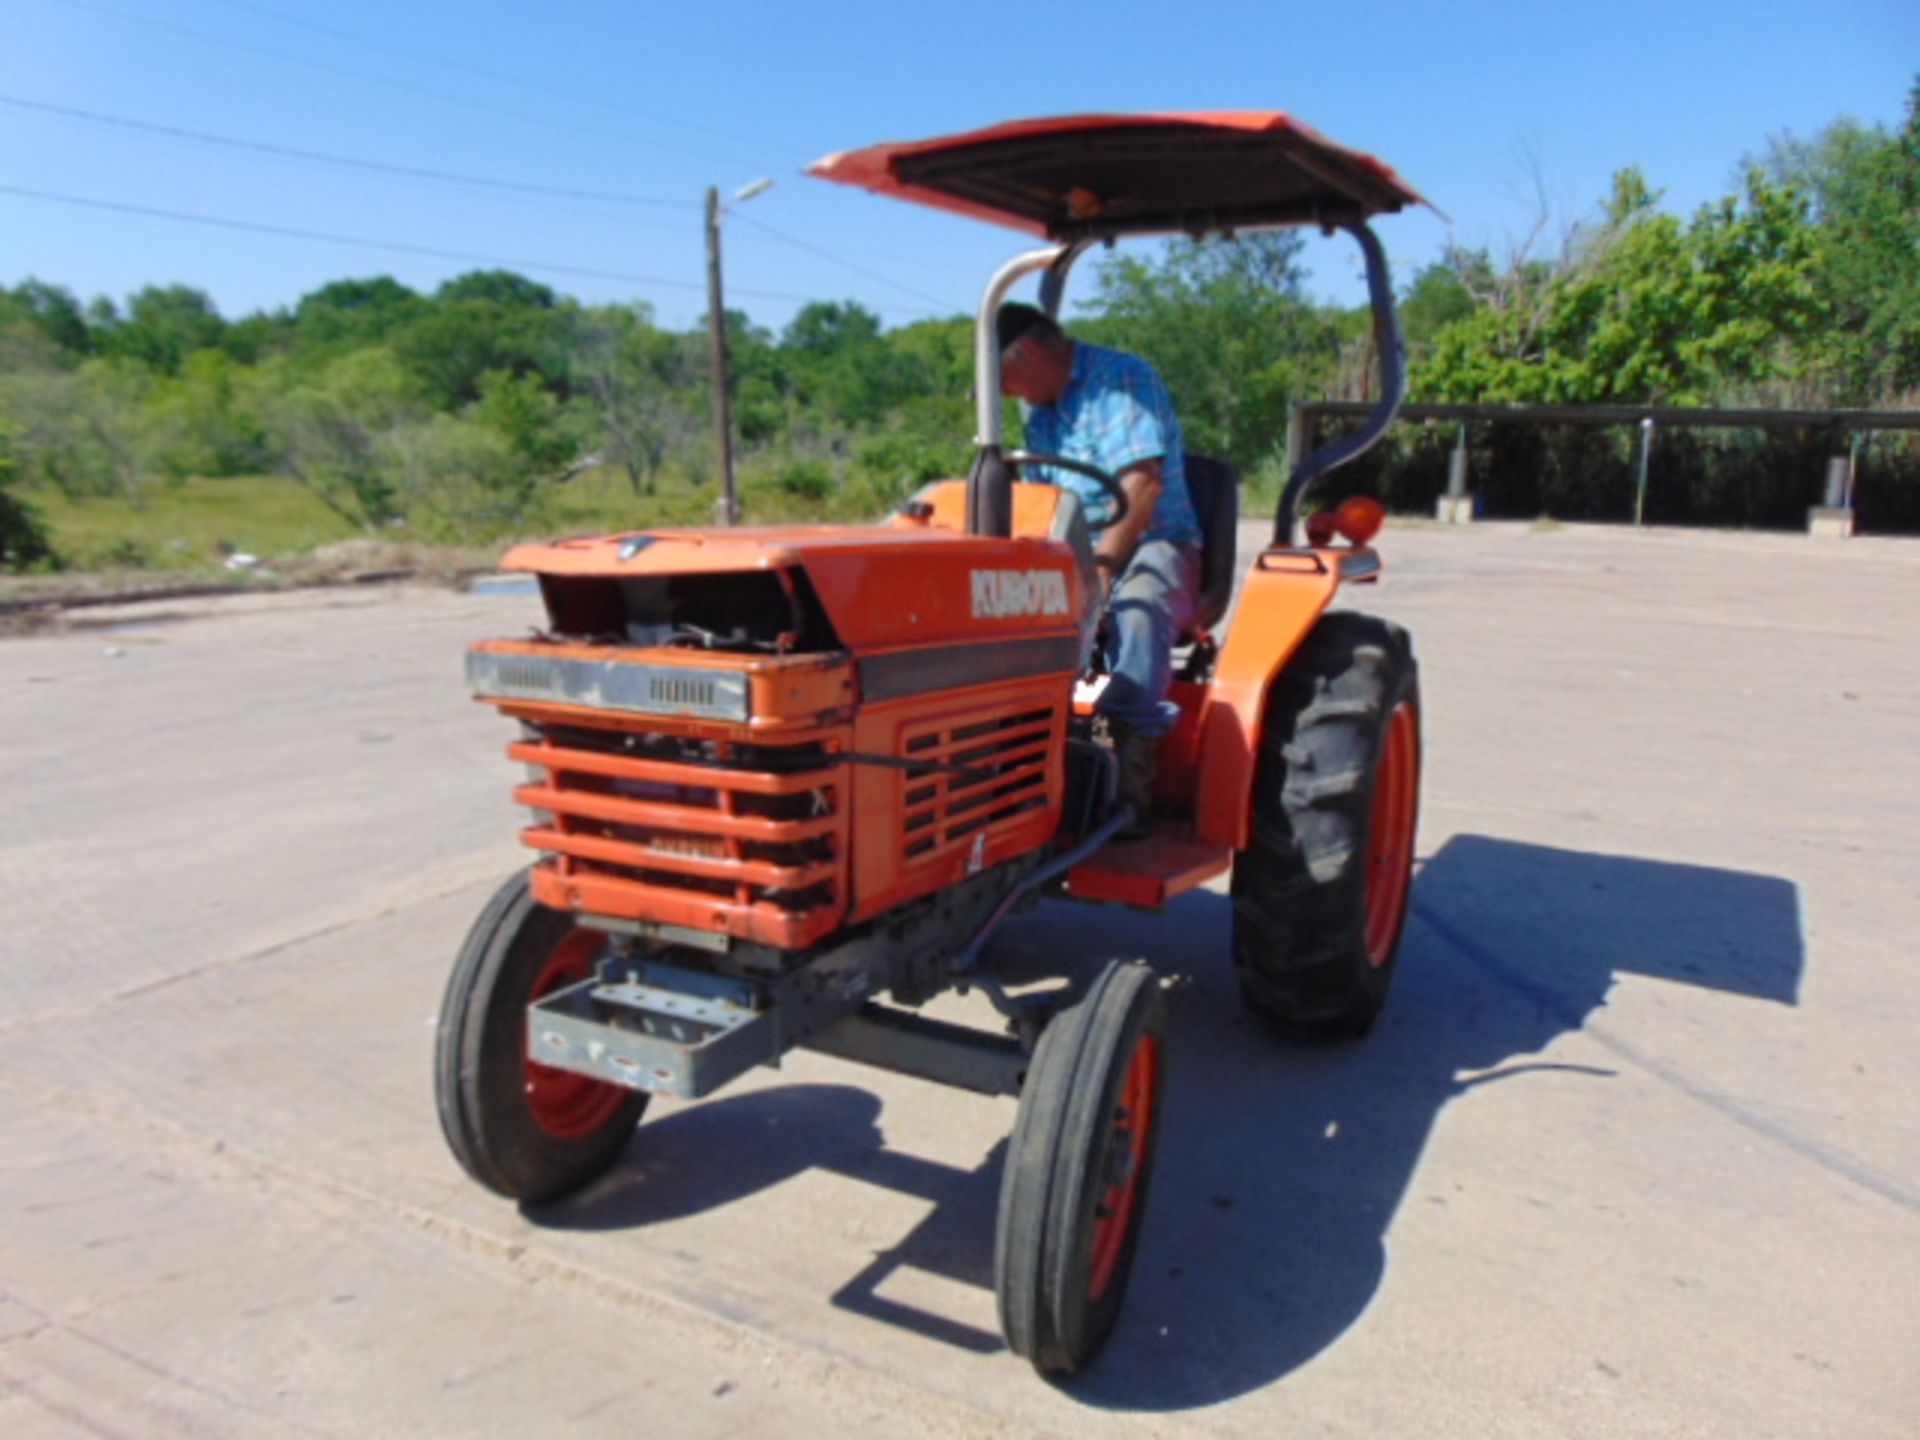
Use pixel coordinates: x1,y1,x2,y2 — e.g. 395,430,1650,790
1093,458,1163,588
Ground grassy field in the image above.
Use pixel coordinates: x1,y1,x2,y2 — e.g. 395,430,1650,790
20,451,1281,582
26,475,361,571
19,460,897,579
540,465,724,535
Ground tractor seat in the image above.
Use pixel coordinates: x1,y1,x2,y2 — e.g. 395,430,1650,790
1181,453,1240,640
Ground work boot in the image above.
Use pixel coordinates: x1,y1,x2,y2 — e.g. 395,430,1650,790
1112,728,1158,841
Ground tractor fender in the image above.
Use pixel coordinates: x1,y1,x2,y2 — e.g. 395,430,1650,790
1193,550,1356,852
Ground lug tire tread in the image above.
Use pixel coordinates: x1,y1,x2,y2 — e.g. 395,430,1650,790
1231,610,1421,1037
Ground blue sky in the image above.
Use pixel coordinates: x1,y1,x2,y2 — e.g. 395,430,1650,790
3,0,1916,334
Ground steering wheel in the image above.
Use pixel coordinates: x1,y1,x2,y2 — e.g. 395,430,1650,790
1004,450,1130,528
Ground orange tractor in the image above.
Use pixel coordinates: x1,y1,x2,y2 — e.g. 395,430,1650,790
436,112,1424,1377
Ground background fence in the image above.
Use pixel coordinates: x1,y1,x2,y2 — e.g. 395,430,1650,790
1293,403,1920,535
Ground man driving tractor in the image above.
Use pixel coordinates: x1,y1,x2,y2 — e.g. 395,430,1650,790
995,302,1202,837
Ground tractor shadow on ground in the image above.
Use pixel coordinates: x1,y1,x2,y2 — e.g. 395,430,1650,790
534,1079,1012,1354
1065,832,1803,1410
532,833,1803,1410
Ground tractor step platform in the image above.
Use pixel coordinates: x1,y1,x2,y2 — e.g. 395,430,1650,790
528,960,779,1101
1062,821,1231,908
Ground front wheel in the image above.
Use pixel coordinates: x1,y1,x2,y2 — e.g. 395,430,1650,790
995,960,1167,1378
1231,611,1421,1037
434,870,646,1204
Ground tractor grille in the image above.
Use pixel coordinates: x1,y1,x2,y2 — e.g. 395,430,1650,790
510,723,847,948
900,705,1059,863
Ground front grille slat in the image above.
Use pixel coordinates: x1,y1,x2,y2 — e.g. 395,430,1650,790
507,740,837,795
516,785,838,842
522,826,835,888
511,725,846,948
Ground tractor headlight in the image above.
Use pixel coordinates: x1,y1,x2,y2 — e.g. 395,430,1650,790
467,650,750,723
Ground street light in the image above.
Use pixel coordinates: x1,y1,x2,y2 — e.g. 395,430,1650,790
705,177,773,525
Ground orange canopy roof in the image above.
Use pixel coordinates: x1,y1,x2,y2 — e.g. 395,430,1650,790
807,111,1428,239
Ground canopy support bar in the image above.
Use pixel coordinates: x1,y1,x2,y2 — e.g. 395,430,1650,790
970,244,1069,537
1275,221,1404,544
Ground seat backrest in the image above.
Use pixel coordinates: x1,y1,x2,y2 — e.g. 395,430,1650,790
1182,453,1240,637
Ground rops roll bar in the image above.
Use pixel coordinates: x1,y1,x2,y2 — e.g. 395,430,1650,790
967,221,1403,544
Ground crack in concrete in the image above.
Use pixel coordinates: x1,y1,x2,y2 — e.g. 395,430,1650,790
1411,901,1920,1216
0,1067,1100,1440
0,874,501,1041
64,1325,335,1439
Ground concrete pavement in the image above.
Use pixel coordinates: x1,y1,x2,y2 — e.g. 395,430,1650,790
1,520,1915,1437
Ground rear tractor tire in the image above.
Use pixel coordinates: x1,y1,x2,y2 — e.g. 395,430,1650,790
434,869,646,1205
1231,610,1421,1038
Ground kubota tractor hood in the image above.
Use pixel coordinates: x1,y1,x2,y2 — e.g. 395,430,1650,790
806,111,1429,240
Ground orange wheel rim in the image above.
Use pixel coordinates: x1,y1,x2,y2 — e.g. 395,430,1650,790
1089,1033,1159,1303
524,928,630,1139
1364,702,1419,969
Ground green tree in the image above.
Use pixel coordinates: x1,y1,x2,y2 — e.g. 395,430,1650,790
846,315,975,503
472,368,577,484
148,349,276,479
570,304,703,495
0,280,92,369
220,310,296,367
100,285,227,375
292,277,425,355
1398,256,1485,357
1761,80,1920,402
881,316,973,398
0,371,107,494
269,347,423,526
395,289,567,408
1419,168,1821,405
778,300,907,428
399,413,523,537
0,418,57,571
716,308,784,446
437,270,558,311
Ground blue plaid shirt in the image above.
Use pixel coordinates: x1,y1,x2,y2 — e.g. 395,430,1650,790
1021,342,1201,545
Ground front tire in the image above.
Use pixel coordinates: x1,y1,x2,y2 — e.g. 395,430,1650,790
434,870,646,1204
1231,611,1421,1037
995,960,1167,1378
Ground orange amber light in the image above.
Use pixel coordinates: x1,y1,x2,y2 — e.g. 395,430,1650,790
1334,495,1386,544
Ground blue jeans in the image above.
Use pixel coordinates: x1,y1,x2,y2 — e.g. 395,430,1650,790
1099,539,1200,737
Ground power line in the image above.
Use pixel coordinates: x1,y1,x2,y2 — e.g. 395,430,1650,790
0,94,696,211
0,182,824,305
0,181,941,320
41,0,776,170
6,91,953,321
732,211,965,314
29,5,959,325
191,0,796,157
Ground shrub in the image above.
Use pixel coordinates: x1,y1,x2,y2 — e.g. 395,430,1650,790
776,458,834,500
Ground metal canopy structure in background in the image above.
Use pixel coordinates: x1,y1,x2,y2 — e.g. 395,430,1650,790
1291,401,1920,529
1299,402,1920,432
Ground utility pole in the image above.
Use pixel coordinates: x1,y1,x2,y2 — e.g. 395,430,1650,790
704,178,773,527
704,186,736,526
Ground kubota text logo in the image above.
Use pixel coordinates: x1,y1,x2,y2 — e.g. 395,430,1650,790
971,568,1069,620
